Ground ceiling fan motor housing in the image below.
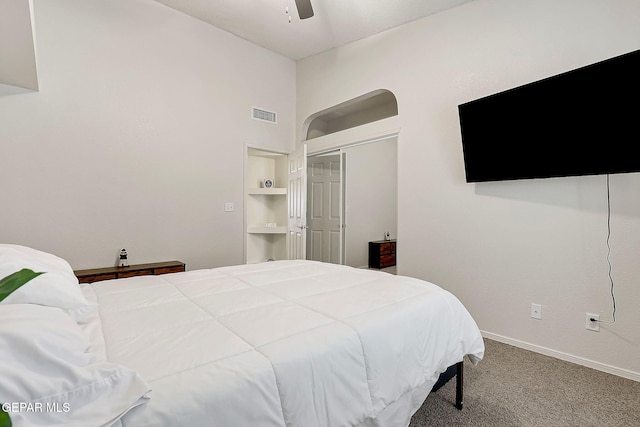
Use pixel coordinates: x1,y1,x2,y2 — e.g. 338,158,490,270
295,0,314,19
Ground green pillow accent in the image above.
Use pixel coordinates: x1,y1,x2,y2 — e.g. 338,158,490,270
0,268,45,303
0,404,11,427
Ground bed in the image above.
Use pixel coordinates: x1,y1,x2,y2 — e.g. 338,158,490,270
0,244,484,427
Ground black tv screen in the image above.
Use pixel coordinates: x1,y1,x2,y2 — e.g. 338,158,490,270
458,49,640,183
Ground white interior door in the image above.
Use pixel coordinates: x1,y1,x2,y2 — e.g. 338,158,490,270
307,154,343,264
287,144,307,259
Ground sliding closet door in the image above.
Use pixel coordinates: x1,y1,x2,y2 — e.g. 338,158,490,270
306,153,344,264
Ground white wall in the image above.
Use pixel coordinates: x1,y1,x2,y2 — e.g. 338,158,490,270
297,0,640,378
0,0,295,270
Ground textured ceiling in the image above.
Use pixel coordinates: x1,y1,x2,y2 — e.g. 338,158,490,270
152,0,477,60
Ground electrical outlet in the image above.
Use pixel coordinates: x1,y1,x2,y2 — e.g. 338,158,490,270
586,313,600,332
531,303,542,319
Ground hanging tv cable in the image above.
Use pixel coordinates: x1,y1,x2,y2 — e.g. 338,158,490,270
594,174,617,325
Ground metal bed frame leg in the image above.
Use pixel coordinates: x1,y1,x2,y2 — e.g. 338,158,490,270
455,361,464,410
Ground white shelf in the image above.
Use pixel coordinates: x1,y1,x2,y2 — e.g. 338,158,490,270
247,226,286,234
247,188,287,195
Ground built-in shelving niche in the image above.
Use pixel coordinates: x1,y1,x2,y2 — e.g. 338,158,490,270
245,148,289,263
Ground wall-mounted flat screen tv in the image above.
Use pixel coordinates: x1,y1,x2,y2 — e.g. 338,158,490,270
458,49,640,183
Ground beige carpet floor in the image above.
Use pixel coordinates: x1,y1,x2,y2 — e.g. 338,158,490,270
410,339,640,426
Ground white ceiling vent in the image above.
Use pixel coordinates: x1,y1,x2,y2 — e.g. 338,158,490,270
252,107,277,124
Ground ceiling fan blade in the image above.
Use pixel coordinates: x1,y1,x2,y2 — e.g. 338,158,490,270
294,0,314,19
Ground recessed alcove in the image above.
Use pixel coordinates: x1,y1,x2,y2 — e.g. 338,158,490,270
305,89,398,140
0,0,39,96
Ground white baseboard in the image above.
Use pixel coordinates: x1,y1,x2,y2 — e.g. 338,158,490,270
481,331,640,383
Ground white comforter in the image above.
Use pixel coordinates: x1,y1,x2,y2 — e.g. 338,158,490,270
80,260,484,427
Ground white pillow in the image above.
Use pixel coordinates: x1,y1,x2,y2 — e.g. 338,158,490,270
0,244,91,320
0,304,150,427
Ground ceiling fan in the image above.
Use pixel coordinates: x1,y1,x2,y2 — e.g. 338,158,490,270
294,0,314,19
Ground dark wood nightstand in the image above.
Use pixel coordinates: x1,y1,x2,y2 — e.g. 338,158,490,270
74,261,186,284
368,240,396,269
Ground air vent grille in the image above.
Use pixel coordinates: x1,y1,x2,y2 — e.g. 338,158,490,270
252,107,277,124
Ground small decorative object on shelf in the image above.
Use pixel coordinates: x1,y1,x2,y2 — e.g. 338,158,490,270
263,178,274,188
119,249,129,267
